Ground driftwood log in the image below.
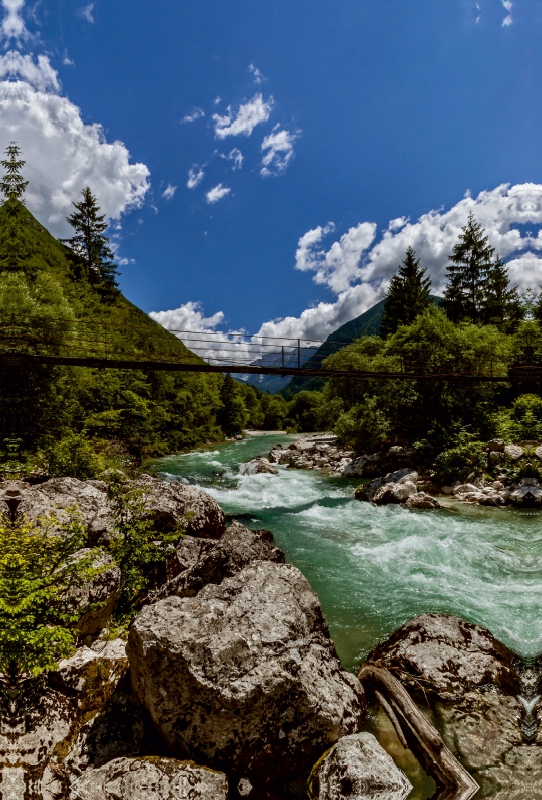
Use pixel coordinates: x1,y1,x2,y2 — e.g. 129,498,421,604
358,664,479,800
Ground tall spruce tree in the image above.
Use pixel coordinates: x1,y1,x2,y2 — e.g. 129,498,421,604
442,213,494,323
62,187,118,293
217,374,248,437
0,143,30,272
482,255,522,331
380,246,431,337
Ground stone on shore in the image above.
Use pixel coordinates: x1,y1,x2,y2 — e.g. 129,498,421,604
69,757,229,800
239,457,278,475
135,475,226,539
504,444,523,461
368,613,519,700
405,492,441,509
308,733,412,800
342,454,381,478
355,470,418,502
128,561,366,782
371,480,418,504
509,481,542,507
65,549,122,637
487,439,505,453
150,520,285,602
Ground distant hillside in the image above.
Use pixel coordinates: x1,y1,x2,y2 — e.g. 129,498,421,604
0,201,224,458
281,295,441,398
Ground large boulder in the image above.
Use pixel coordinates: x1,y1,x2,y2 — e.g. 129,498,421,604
308,733,412,800
509,481,542,507
342,454,381,478
65,549,122,637
135,475,226,539
355,470,418,503
371,481,417,505
368,613,519,700
150,520,285,602
405,492,441,509
504,444,523,462
18,477,112,544
69,757,229,800
239,457,278,475
128,561,365,783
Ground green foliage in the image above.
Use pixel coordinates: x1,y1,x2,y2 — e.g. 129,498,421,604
217,374,249,436
432,430,487,481
105,473,184,618
323,308,510,453
260,393,289,430
0,144,28,201
63,186,119,295
442,214,523,330
285,391,325,432
380,247,431,337
442,213,495,324
492,393,542,443
37,431,107,480
0,510,102,676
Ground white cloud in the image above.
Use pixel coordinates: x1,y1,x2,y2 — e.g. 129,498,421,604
0,51,59,90
214,96,221,105
295,221,378,293
150,301,225,334
260,127,299,176
81,3,94,23
1,0,27,39
213,93,273,139
502,0,512,25
187,166,204,189
502,0,512,10
206,183,231,204
249,63,265,84
63,56,75,66
227,148,243,169
162,184,177,200
0,57,149,235
181,106,204,124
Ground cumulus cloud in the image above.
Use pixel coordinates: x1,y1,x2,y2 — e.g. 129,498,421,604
295,222,378,293
249,63,265,84
153,183,542,348
149,302,254,363
213,93,273,139
162,184,177,200
181,106,204,124
81,3,94,23
0,54,149,235
260,127,299,177
206,183,231,204
150,301,225,334
187,166,204,189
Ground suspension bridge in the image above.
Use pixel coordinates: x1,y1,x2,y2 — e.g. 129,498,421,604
0,317,537,382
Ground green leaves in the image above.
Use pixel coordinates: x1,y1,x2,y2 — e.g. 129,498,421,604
0,508,103,676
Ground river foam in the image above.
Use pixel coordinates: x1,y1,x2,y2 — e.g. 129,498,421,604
150,434,542,669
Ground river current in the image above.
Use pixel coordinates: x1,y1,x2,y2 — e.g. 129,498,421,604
149,432,542,670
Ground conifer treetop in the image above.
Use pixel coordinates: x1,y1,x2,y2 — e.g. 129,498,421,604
380,246,432,337
0,143,28,202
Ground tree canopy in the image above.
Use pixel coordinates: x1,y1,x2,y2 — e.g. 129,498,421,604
380,247,431,337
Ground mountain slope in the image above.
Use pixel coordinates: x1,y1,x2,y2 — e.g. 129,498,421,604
0,202,223,459
281,296,441,397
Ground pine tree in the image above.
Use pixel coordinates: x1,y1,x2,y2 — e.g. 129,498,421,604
0,143,28,201
442,213,494,323
0,143,30,272
62,187,118,294
217,374,248,437
380,247,431,337
482,255,523,331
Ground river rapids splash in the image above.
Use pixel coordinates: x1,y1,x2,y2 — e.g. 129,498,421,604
149,433,542,670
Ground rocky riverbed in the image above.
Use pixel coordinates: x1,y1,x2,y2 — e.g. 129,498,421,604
0,471,536,799
261,433,542,509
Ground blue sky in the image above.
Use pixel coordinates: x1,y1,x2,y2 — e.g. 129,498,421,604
2,0,542,345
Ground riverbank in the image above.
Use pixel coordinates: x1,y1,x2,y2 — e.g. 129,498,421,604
148,432,542,667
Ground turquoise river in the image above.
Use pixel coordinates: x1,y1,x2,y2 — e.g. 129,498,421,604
149,432,542,672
